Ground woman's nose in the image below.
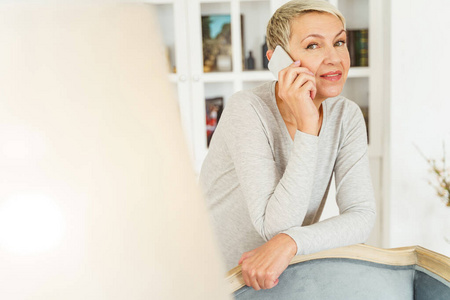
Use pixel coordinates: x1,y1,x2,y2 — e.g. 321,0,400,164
323,47,342,65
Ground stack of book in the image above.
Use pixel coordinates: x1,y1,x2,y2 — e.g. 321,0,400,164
346,29,369,67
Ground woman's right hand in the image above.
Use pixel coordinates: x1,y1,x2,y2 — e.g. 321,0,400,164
277,60,320,136
238,233,297,290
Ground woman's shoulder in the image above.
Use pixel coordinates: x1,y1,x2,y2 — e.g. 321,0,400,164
228,81,274,104
225,81,276,116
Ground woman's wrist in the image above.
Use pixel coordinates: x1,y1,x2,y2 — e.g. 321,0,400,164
276,233,298,257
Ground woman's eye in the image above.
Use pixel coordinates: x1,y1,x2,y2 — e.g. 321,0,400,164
335,40,346,47
306,43,318,50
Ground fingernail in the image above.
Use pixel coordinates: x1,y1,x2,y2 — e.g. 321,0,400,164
308,71,314,75
293,60,300,65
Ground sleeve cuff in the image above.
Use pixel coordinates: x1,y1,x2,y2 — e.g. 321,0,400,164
281,226,315,256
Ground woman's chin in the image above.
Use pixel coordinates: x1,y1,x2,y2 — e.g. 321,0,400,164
318,86,344,98
316,89,343,100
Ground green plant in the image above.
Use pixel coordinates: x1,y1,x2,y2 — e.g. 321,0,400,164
415,142,450,207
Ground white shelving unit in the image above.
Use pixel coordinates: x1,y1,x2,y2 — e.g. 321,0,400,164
149,0,386,246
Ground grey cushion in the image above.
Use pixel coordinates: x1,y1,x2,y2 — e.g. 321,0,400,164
414,267,450,300
234,258,450,300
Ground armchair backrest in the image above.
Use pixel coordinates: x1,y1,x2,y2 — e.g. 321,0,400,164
228,244,450,300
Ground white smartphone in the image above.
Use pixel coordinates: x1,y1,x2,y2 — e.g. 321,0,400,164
268,45,294,80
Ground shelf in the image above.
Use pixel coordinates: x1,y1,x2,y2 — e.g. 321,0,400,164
144,0,174,4
202,70,273,82
168,73,178,82
241,70,273,81
348,67,370,78
199,0,232,3
202,72,235,82
198,0,270,3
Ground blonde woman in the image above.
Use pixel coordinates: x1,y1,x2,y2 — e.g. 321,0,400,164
200,0,376,290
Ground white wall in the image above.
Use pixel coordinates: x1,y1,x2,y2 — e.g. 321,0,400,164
389,0,450,256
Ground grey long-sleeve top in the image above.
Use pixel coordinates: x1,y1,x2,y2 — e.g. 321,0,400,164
199,81,376,270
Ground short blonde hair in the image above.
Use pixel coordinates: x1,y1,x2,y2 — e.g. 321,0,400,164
266,0,345,52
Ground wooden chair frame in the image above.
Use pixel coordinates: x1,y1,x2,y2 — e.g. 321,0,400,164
226,244,450,293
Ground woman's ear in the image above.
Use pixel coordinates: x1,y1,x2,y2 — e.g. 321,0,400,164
266,49,274,61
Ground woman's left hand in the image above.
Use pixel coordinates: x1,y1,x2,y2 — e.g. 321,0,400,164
238,233,297,290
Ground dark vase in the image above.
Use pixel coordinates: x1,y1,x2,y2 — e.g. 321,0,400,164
246,51,255,70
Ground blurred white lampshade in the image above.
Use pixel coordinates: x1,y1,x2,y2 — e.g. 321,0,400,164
0,3,230,300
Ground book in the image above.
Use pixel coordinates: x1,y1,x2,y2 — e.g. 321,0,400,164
347,29,369,67
346,30,356,67
355,29,369,67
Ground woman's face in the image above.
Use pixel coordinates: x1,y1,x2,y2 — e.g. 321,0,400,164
288,12,350,102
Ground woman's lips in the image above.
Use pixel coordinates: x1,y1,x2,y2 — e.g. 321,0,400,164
320,71,342,82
